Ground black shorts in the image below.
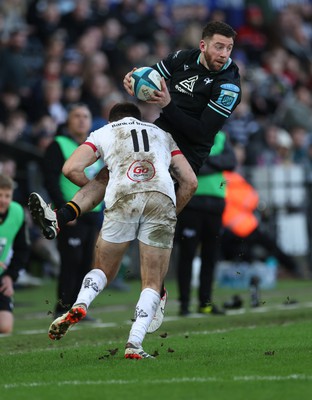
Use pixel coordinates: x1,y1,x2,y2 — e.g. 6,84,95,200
0,291,14,312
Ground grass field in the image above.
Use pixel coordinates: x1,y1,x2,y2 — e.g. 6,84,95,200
1,277,311,400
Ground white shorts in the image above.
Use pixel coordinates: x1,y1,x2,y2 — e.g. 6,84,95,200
101,192,177,248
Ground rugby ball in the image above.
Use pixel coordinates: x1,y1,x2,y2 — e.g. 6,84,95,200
131,67,162,101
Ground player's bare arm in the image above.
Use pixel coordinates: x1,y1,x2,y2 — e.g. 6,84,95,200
62,144,97,187
170,154,198,215
71,167,109,214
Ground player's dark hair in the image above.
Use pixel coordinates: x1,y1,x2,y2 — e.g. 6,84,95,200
109,102,142,122
202,21,237,40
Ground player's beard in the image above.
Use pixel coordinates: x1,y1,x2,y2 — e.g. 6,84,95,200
203,52,224,72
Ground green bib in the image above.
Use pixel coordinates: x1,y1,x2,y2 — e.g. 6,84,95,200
55,136,103,212
195,131,226,198
0,202,24,274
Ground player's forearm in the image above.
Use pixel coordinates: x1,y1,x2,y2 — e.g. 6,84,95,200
162,101,226,147
71,167,108,214
175,182,197,215
170,155,198,214
63,169,90,187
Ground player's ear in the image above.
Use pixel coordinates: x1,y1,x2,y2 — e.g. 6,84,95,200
199,39,207,51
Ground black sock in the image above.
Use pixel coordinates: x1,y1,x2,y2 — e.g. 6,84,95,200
56,201,81,229
160,282,165,297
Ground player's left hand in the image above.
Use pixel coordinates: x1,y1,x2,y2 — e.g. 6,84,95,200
147,78,171,108
123,68,136,96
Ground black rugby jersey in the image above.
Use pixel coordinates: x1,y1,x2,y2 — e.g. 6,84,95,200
151,49,241,174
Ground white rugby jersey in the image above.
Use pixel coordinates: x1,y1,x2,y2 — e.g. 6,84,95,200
84,117,182,208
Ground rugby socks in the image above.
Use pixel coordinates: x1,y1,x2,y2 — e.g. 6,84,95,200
74,269,107,309
128,288,160,345
160,282,166,297
56,201,81,228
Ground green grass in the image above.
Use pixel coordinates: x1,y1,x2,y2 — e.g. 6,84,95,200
1,278,312,400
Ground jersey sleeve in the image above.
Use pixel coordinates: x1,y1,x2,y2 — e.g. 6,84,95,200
151,50,187,80
167,132,182,156
162,73,241,147
84,130,102,159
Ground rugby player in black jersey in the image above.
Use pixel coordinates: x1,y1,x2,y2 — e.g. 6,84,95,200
123,20,241,330
28,21,241,333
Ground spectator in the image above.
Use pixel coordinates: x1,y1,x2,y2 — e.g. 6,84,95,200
247,124,292,167
290,126,310,165
26,0,62,46
0,23,31,97
274,82,312,132
30,79,68,124
59,0,95,45
80,72,115,121
236,5,268,65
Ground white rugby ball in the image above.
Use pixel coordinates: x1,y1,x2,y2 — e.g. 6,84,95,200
130,67,162,101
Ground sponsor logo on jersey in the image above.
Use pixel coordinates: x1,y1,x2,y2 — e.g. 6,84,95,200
127,160,155,182
220,83,240,92
175,75,198,96
204,77,213,85
173,50,181,59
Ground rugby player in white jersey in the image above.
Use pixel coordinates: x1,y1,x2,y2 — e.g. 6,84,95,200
30,102,197,359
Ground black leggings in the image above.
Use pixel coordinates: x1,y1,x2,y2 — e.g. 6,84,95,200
175,207,224,308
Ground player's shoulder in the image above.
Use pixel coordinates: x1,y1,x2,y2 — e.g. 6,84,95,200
215,59,241,89
170,48,200,62
222,59,241,80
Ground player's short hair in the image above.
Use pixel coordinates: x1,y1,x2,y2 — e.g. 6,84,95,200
202,21,237,40
0,174,14,190
109,102,142,122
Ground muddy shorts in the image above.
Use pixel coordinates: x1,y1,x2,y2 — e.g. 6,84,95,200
101,192,177,249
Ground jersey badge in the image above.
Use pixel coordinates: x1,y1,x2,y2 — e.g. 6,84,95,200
216,89,239,110
184,64,189,71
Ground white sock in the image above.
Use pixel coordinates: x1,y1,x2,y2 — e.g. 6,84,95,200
74,269,107,309
127,288,160,346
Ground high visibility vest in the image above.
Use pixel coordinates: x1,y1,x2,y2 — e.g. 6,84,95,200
55,136,102,212
222,171,259,238
0,201,24,274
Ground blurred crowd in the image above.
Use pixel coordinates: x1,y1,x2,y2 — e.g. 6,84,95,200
1,0,312,282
